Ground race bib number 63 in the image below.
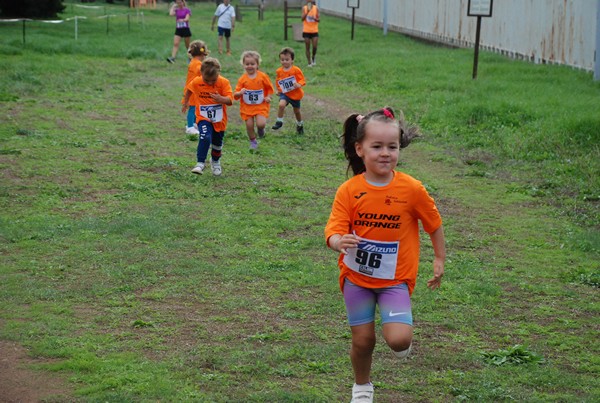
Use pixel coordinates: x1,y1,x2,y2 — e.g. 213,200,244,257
243,89,264,105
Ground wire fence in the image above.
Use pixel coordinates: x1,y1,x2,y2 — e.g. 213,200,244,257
0,4,146,44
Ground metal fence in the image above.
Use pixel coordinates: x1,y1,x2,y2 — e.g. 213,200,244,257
316,0,598,72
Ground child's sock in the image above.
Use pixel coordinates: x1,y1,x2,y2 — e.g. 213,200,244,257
187,106,196,129
393,344,412,359
296,120,304,126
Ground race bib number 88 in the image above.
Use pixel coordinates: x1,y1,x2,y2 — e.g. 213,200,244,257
278,76,296,94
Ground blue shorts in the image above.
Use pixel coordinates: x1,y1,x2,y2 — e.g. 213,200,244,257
278,93,301,109
343,278,413,327
218,27,231,38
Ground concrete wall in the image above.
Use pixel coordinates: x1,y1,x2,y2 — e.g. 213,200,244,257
314,0,598,71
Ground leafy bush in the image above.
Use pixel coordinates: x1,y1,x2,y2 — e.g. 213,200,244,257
482,345,545,366
0,0,65,18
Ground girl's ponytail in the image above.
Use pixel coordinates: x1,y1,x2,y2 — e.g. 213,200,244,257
342,114,366,176
395,109,420,149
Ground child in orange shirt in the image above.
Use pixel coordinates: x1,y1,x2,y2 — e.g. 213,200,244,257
324,108,446,403
272,47,306,135
182,58,233,176
234,51,274,150
302,0,320,66
183,40,209,135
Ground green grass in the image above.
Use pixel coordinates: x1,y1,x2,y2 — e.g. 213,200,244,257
1,2,599,401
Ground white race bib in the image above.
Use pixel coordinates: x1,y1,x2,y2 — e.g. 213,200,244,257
343,235,399,280
243,89,264,105
176,21,187,28
306,15,316,23
200,104,223,123
278,76,297,94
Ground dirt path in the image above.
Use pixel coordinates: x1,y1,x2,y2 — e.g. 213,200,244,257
0,340,71,402
1,85,592,401
0,93,349,403
0,90,485,403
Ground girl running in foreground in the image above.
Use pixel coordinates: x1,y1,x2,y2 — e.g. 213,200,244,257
324,107,446,403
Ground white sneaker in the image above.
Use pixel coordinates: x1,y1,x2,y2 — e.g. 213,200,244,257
351,383,374,403
191,162,205,175
185,126,199,135
211,160,222,176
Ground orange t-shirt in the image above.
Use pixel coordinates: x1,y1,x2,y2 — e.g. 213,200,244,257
274,65,305,101
186,75,233,132
302,4,319,34
181,58,202,105
235,70,274,121
324,171,442,295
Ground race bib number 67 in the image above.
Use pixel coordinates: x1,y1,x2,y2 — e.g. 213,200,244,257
200,104,224,123
343,235,399,280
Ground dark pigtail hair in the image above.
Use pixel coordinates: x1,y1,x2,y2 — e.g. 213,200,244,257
342,113,365,176
393,108,420,149
341,107,420,176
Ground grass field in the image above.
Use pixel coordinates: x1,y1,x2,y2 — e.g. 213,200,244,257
0,2,599,401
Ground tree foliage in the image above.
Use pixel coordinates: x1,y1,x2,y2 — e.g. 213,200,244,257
0,0,65,19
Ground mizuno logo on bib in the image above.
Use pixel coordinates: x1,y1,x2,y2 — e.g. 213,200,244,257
343,234,399,280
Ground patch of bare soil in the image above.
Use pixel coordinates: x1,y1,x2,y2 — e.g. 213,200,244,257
0,340,72,403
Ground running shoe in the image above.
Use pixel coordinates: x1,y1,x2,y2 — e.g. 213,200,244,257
191,162,205,175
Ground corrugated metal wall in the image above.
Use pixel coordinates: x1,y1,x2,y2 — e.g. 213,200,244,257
317,0,597,71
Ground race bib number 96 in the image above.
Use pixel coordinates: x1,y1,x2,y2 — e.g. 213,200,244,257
343,235,399,280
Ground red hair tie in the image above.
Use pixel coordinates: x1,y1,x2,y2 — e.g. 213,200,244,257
382,108,394,119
